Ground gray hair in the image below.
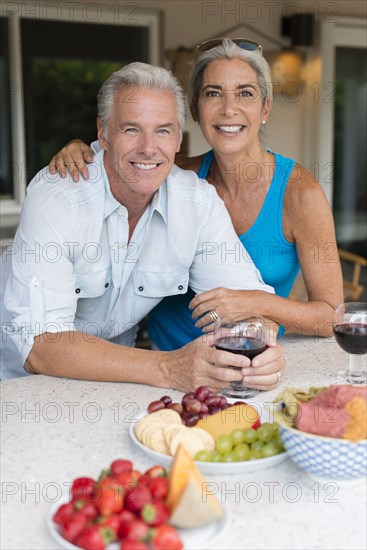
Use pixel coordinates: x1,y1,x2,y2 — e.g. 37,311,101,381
188,39,273,120
97,62,186,139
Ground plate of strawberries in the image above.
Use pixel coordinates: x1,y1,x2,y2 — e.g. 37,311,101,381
47,457,228,550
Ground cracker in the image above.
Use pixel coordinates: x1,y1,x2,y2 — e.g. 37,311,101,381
189,427,215,451
169,430,207,458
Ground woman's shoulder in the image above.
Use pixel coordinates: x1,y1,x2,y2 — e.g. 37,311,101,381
286,162,330,211
175,153,206,174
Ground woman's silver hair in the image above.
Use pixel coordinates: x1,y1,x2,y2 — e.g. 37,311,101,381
188,39,273,120
97,62,186,140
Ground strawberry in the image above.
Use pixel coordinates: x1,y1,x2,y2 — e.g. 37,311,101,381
253,418,261,430
115,471,139,491
111,459,133,477
76,525,114,550
61,511,88,543
144,465,166,479
146,477,168,501
124,485,152,513
141,500,169,527
74,500,98,520
96,476,124,516
120,540,149,550
71,477,96,502
97,513,121,541
52,502,75,525
118,517,150,541
150,524,184,550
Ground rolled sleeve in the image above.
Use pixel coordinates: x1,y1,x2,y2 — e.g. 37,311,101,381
3,185,79,366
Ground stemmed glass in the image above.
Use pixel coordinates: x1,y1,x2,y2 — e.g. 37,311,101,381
213,317,267,399
333,302,367,385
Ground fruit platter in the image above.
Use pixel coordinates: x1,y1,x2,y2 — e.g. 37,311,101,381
130,386,287,475
48,448,228,550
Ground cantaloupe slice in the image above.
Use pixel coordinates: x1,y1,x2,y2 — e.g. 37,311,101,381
195,403,260,440
167,444,223,528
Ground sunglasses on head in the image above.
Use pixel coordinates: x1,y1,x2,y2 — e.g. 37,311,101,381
196,38,263,59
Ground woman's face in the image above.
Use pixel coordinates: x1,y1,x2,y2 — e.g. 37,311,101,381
197,58,269,156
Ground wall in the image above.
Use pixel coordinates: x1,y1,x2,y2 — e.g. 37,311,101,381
131,0,366,167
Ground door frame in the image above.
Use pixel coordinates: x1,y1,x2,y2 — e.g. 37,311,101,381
1,1,162,230
318,16,367,205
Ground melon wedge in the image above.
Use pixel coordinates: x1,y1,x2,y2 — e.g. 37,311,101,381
167,444,223,528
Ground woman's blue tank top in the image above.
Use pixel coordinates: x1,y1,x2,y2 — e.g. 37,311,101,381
148,150,300,350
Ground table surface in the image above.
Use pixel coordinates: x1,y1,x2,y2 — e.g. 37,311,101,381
1,336,366,550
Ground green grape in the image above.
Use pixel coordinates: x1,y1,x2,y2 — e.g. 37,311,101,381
195,450,212,462
211,450,222,462
242,428,257,444
251,440,264,452
220,451,238,462
261,442,279,458
234,443,250,461
248,448,262,460
256,425,273,443
216,434,233,455
261,421,277,434
231,429,246,446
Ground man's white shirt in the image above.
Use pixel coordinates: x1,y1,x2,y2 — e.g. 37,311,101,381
1,148,273,379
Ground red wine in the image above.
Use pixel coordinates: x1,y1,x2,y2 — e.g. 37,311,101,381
333,323,367,354
216,337,267,360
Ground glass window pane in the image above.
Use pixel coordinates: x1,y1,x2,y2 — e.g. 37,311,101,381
333,47,367,255
21,19,149,179
0,17,13,198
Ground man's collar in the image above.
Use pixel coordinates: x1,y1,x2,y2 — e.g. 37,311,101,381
98,148,168,224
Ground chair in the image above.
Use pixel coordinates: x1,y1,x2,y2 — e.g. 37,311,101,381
289,248,367,302
338,248,367,300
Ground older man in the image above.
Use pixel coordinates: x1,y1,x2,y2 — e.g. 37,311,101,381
1,62,284,390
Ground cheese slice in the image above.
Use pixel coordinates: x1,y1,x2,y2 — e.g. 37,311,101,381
167,444,223,528
195,403,260,440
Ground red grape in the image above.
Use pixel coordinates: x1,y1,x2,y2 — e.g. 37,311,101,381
200,403,209,415
160,396,172,406
205,395,222,407
147,400,165,414
182,392,195,406
184,399,202,414
166,402,183,414
194,386,211,402
182,412,200,427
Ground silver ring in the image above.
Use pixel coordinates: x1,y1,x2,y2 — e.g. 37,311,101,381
209,309,219,323
275,371,282,385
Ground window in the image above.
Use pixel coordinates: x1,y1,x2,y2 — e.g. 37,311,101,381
0,2,161,236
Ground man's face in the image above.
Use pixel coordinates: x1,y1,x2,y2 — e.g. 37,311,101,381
98,86,181,203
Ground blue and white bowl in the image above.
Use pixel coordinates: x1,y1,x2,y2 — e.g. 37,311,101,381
274,410,367,481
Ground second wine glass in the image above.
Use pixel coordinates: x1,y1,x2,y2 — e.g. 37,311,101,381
333,302,367,385
214,317,267,399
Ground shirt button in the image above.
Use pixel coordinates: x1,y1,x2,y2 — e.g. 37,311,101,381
75,288,81,294
105,282,109,288
178,285,183,291
138,286,144,292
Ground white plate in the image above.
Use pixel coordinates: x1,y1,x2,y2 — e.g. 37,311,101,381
129,412,288,475
47,497,229,550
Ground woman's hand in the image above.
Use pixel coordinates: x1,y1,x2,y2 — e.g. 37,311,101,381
49,139,93,182
190,287,261,331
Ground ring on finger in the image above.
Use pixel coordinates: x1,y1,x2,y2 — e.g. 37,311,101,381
209,309,219,323
274,370,282,385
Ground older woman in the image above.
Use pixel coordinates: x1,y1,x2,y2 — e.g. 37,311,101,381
49,39,343,359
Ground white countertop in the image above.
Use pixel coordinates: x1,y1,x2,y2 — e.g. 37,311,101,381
1,336,366,549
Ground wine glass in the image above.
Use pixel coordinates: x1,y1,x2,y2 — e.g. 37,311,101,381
214,317,267,399
333,302,367,385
